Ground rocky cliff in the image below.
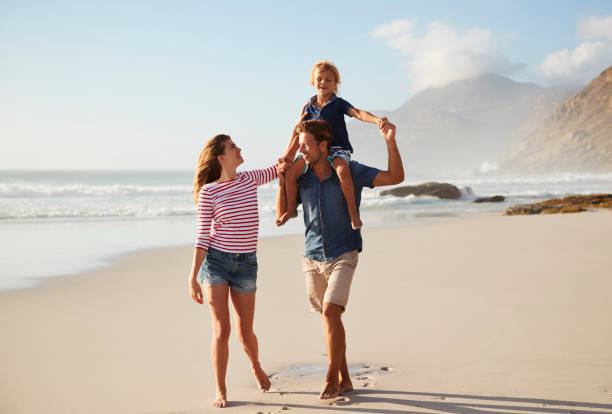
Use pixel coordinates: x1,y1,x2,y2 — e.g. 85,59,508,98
500,66,612,173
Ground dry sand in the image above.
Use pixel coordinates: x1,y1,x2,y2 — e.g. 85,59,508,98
1,212,612,413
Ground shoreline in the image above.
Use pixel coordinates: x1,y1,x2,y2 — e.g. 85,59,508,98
0,210,497,292
2,212,612,413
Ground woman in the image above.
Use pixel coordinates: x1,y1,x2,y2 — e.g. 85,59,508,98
188,134,284,408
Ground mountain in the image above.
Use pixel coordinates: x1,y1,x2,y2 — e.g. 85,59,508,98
500,66,612,174
346,73,576,176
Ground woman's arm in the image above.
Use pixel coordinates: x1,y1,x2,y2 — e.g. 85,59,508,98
188,248,207,304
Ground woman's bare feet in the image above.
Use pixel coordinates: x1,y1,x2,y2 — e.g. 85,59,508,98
253,366,271,392
319,380,340,399
212,388,227,408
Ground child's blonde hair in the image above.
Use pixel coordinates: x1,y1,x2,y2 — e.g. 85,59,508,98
310,60,341,94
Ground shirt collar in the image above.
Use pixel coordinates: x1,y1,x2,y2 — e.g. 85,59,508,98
309,93,338,105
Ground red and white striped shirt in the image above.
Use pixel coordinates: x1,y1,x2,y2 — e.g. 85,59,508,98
195,164,278,253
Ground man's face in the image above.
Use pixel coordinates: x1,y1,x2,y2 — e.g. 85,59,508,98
298,131,326,166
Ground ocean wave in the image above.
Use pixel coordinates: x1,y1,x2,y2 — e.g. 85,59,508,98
0,206,196,219
0,183,192,198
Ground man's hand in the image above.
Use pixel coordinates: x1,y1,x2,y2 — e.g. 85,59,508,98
377,116,389,129
379,120,396,141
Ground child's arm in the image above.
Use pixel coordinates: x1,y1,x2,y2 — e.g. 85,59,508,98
282,104,309,162
348,107,387,125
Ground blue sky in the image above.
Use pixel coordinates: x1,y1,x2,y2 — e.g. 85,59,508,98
2,0,612,170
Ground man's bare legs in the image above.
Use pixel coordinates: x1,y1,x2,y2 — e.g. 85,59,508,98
276,157,305,226
230,289,271,392
320,302,352,399
332,158,362,230
205,285,231,408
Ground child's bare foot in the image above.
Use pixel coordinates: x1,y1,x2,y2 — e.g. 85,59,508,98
212,389,227,408
351,215,362,230
319,380,340,399
275,209,297,227
253,366,271,392
275,213,289,226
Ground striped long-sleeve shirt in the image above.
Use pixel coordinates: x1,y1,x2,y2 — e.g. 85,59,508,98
195,164,278,253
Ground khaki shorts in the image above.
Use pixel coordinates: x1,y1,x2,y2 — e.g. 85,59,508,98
302,250,359,312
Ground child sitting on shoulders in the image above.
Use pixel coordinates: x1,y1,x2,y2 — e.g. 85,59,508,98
277,60,387,229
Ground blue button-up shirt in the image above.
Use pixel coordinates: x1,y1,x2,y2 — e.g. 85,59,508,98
298,161,380,262
304,94,354,153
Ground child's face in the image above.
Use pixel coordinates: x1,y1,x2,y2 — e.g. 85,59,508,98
312,70,337,97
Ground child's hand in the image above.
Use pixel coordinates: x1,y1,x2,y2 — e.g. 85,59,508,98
377,117,389,129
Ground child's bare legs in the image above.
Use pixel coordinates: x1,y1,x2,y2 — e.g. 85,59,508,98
333,157,362,230
276,157,305,226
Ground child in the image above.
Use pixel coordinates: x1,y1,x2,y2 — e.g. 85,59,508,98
277,60,387,229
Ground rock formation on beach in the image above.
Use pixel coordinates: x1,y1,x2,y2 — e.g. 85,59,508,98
474,195,505,203
503,194,612,215
500,66,612,173
348,73,576,174
380,182,461,199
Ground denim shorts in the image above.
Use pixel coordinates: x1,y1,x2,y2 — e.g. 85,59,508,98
199,247,258,294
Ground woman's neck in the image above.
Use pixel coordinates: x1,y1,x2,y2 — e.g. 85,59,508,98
217,167,237,183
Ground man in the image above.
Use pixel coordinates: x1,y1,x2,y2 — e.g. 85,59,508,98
276,119,404,399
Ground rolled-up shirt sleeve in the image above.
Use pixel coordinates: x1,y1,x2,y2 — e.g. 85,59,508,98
195,187,213,250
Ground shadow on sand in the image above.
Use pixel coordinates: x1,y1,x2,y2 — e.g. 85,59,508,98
236,389,612,414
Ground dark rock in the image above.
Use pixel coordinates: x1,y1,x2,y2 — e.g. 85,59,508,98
380,182,461,199
474,195,505,203
503,194,612,215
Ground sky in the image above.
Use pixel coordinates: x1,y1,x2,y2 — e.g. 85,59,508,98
2,0,612,171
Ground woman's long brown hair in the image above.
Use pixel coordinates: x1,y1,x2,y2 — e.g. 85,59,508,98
192,134,230,204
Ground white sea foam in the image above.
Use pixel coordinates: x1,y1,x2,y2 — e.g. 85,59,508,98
0,183,191,198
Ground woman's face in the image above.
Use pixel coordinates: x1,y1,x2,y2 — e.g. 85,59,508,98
219,139,244,169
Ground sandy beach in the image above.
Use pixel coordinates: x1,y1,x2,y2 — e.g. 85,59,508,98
1,212,612,414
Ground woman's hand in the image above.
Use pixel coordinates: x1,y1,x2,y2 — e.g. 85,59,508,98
277,158,290,176
189,277,204,304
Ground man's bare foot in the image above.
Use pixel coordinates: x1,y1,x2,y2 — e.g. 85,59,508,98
319,381,340,399
339,379,353,394
350,216,362,230
212,389,227,408
253,366,271,392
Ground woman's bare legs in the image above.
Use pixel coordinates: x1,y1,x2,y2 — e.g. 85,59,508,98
205,285,231,408
230,290,271,391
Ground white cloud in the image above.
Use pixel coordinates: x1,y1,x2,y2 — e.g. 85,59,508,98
578,14,612,40
538,14,612,84
371,19,524,92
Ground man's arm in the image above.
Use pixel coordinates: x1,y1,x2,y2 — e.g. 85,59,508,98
372,122,404,187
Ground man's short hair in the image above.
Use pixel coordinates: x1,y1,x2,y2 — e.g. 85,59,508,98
296,119,333,151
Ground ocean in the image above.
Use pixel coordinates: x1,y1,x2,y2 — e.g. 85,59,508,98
1,170,611,290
